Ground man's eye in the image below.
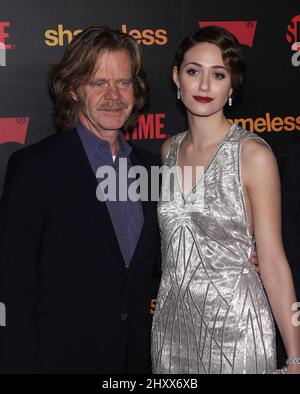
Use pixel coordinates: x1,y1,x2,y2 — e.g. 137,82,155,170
89,81,107,88
116,80,132,88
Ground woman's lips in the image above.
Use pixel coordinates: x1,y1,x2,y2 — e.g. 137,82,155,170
193,96,214,103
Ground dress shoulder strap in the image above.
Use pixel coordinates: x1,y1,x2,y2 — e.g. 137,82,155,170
226,125,271,151
164,131,187,166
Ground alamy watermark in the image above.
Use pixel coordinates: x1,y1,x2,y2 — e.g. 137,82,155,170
0,301,6,326
95,159,204,212
0,41,6,66
291,42,300,67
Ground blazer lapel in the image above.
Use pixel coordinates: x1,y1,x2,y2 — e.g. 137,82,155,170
62,129,126,271
128,146,157,270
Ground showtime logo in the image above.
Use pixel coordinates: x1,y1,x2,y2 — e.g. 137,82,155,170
0,21,14,66
124,113,168,141
286,15,300,67
0,117,29,145
44,24,167,47
198,21,257,47
0,22,13,49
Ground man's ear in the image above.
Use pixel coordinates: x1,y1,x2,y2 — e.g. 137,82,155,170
70,90,79,102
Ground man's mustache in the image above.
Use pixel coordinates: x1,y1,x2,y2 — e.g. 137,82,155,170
97,102,129,111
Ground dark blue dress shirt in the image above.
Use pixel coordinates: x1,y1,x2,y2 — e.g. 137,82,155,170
76,121,144,267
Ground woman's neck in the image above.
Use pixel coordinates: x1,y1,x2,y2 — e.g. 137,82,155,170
186,111,231,149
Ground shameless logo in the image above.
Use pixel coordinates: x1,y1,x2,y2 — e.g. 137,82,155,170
198,21,257,47
44,24,167,47
0,117,29,145
286,15,300,67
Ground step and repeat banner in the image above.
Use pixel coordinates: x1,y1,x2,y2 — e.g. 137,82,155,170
0,0,299,195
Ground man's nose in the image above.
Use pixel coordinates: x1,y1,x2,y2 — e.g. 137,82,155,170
104,83,121,100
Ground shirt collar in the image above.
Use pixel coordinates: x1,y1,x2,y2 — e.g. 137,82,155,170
76,120,132,162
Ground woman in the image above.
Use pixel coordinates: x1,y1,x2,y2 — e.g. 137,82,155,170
151,26,300,374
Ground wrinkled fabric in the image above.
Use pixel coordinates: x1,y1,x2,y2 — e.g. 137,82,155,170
152,125,276,374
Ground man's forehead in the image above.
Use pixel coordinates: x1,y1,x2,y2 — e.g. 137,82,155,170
93,49,132,72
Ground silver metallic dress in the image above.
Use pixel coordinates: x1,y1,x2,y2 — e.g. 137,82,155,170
151,125,276,374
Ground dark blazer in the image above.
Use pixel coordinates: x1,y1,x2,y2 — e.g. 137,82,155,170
282,137,300,300
0,129,161,374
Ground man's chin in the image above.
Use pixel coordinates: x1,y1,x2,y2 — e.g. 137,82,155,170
99,116,130,130
99,122,127,132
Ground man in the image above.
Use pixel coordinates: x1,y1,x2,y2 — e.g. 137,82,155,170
0,26,161,373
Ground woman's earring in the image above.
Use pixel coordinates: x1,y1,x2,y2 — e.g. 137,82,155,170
228,94,232,107
177,86,181,100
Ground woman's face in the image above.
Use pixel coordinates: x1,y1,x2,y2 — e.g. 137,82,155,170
174,42,233,118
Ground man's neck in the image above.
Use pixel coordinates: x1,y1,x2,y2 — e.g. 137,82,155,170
78,116,120,155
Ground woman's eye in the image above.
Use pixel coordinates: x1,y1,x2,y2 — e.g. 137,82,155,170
214,72,226,80
186,68,198,76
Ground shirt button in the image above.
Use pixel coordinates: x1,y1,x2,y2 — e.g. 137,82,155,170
121,313,128,321
120,229,127,236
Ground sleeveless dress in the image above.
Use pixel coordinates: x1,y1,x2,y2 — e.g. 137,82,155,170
151,124,276,374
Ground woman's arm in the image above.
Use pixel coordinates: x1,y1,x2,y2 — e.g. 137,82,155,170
242,139,300,374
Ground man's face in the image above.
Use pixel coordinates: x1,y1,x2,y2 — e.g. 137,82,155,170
74,49,135,136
